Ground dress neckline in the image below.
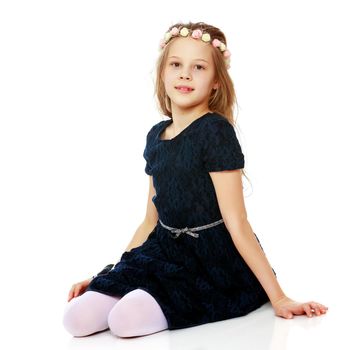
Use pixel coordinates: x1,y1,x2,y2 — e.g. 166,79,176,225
157,112,214,142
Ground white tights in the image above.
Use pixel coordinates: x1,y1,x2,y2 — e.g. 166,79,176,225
62,289,169,338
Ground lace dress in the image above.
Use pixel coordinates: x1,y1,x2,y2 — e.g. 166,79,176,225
86,112,276,330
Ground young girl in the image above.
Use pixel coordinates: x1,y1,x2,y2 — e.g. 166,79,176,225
63,21,328,338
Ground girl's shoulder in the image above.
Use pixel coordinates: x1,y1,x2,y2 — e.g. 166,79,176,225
202,112,232,125
197,112,236,138
145,118,169,140
149,118,170,132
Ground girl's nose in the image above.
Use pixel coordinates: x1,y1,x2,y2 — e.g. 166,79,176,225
180,69,191,80
180,74,191,80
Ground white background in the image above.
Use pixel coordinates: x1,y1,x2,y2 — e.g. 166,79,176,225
0,0,349,349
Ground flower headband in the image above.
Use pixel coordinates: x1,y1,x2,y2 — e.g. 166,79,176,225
159,26,231,69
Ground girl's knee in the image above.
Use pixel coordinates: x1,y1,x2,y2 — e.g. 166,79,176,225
63,298,94,337
62,291,119,337
108,289,168,338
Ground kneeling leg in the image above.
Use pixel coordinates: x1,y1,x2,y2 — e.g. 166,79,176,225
108,288,168,338
63,291,121,337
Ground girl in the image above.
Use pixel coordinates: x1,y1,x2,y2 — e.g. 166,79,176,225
63,21,328,338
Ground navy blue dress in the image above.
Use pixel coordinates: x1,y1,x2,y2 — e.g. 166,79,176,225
86,112,276,330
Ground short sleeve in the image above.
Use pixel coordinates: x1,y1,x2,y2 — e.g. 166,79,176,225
144,156,152,175
143,127,154,175
202,119,245,172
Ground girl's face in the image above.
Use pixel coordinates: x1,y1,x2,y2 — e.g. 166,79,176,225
162,37,219,114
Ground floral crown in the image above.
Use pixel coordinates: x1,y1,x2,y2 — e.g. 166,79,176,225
159,26,231,69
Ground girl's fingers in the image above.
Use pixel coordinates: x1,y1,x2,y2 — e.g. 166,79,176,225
303,301,328,317
319,303,328,310
303,303,313,317
316,302,328,313
310,302,322,316
73,286,81,298
309,302,328,315
67,286,75,302
274,300,328,319
67,284,80,302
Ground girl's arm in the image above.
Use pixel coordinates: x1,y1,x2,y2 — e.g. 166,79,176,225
210,170,284,302
125,219,157,252
209,169,328,318
125,175,159,252
226,217,285,303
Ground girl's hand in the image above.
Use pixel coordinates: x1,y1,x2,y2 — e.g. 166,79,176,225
67,278,93,302
271,295,328,319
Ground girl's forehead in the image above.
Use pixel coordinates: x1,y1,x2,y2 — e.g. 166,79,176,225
168,37,212,60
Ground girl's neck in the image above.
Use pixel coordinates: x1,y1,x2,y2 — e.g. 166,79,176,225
170,106,212,129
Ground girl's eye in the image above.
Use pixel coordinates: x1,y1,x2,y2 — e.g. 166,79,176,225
170,62,205,70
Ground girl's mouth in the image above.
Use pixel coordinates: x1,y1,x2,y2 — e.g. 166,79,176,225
176,86,194,92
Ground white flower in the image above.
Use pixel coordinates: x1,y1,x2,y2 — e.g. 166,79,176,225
164,32,172,42
180,27,189,37
201,33,211,42
219,42,226,51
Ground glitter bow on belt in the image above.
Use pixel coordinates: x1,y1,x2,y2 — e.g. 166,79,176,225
158,218,224,239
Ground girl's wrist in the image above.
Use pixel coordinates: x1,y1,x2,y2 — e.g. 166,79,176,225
270,294,288,307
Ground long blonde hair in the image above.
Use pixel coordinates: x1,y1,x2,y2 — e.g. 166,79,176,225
153,21,250,186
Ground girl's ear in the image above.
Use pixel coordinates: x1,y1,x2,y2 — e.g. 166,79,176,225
213,82,219,90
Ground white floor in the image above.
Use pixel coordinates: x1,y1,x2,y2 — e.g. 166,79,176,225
2,263,345,350
56,302,342,350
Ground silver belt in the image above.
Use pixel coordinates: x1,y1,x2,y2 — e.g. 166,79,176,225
158,218,224,239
